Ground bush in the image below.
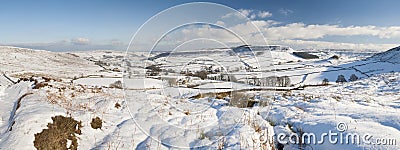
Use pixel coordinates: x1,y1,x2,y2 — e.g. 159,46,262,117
90,117,102,129
34,116,82,150
183,111,190,115
33,82,48,89
115,102,121,109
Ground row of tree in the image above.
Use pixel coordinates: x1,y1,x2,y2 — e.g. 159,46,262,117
247,76,291,87
322,74,359,85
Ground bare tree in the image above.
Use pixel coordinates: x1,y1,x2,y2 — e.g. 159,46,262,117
322,78,329,85
282,76,291,87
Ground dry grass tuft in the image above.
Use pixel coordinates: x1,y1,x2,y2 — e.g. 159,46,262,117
90,117,102,129
114,102,121,109
183,111,190,115
34,115,82,150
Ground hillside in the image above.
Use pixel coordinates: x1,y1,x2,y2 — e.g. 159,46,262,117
0,46,105,79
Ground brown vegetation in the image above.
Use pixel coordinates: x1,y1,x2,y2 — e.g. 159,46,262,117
34,115,82,150
90,117,102,129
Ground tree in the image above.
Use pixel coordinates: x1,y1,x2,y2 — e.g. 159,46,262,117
336,75,347,83
281,76,291,87
322,78,329,85
349,74,359,82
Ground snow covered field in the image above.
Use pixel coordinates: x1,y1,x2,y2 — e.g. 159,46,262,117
0,45,399,149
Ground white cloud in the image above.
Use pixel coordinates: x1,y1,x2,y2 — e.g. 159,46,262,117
377,26,400,38
215,21,226,26
239,9,272,19
131,9,400,51
255,23,400,40
238,9,253,17
3,38,128,51
250,14,256,19
221,9,252,19
109,39,124,46
258,11,272,18
167,19,400,50
222,9,273,20
279,8,293,16
71,38,90,45
277,39,397,50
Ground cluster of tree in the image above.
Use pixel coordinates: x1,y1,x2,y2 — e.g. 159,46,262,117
268,76,291,87
323,74,359,84
208,73,237,82
194,70,208,80
203,66,224,74
292,52,319,59
180,66,224,76
249,76,291,87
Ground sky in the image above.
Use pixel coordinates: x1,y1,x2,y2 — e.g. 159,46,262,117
1,0,400,51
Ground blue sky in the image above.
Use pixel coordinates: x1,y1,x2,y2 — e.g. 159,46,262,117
1,0,400,51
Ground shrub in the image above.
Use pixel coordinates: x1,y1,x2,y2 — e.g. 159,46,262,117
114,102,121,109
34,115,82,150
90,117,102,129
33,82,48,89
183,111,190,115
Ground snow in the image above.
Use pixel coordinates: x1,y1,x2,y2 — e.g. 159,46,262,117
74,78,120,88
124,78,163,89
0,46,399,149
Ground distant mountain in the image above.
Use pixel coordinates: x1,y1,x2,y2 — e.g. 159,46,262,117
231,45,292,53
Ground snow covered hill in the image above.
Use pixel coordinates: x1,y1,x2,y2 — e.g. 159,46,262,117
370,46,400,63
310,46,400,85
0,46,106,79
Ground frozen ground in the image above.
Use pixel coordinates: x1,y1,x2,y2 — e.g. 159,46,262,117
0,45,399,149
